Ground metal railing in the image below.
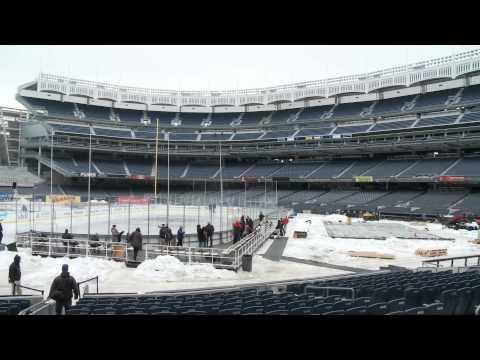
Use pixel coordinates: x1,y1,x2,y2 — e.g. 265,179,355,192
422,254,480,268
77,276,99,297
13,284,45,297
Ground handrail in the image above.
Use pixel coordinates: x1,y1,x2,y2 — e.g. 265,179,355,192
14,284,45,296
77,275,99,296
304,286,356,300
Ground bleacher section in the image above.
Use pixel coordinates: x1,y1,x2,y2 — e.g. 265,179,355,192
362,160,415,178
231,132,262,141
0,166,44,187
94,160,127,176
262,130,295,139
179,113,206,126
125,160,153,176
0,298,34,316
296,105,332,122
414,115,459,128
295,127,334,137
272,163,322,178
371,95,416,115
169,133,197,141
200,133,232,141
270,109,300,124
460,111,480,124
240,112,270,126
332,101,372,119
333,124,372,135
451,192,480,214
308,161,353,179
413,89,458,110
337,160,381,179
278,190,327,206
400,191,466,214
185,164,219,179
242,164,283,178
444,157,480,176
458,84,480,105
94,127,132,139
368,120,415,133
398,158,457,177
219,164,252,179
210,113,241,126
50,123,91,135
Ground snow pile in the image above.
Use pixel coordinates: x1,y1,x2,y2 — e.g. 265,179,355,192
134,255,239,282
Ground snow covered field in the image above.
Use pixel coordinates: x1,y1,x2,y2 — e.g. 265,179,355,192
284,213,480,270
0,202,271,244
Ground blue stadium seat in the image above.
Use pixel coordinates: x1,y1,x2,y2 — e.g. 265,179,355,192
387,298,406,312
322,310,345,315
386,311,405,315
264,303,287,312
367,302,389,315
352,297,373,307
424,303,445,315
403,307,427,315
440,289,458,315
454,287,473,315
219,308,241,315
344,306,368,315
289,307,312,315
151,311,176,315
184,310,207,315
404,288,422,307
241,306,264,314
266,310,288,315
92,308,117,315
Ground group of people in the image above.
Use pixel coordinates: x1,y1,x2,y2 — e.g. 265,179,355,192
8,255,79,315
232,214,258,244
196,222,215,247
276,216,289,236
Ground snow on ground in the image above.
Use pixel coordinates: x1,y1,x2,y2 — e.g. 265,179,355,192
283,213,480,270
0,239,349,297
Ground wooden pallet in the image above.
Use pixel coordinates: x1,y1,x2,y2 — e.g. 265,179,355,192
415,248,448,257
347,251,395,259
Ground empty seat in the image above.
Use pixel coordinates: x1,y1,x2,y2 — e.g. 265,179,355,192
424,303,445,315
367,302,389,315
344,306,368,315
289,307,312,315
322,310,345,315
454,287,473,315
403,307,427,315
440,289,458,315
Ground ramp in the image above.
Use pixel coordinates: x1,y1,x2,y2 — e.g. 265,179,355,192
280,256,371,273
262,237,288,262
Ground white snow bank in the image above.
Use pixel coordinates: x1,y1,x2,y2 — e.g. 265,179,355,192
134,256,239,282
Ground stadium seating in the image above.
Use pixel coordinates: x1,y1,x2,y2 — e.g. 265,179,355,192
331,101,372,119
460,111,480,124
371,95,416,115
242,164,284,178
361,160,415,178
414,115,459,128
65,268,480,315
231,132,263,141
458,84,480,105
50,123,91,135
200,133,232,141
0,298,32,316
368,120,415,133
210,113,241,127
94,127,132,139
333,124,372,135
240,112,270,126
308,161,353,179
398,158,457,177
413,88,458,110
444,157,480,177
262,130,296,139
295,127,335,137
270,109,301,124
296,105,332,122
337,160,381,179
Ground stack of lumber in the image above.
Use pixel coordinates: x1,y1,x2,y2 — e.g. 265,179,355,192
347,251,395,259
415,248,448,257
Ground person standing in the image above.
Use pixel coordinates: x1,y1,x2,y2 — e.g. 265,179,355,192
206,222,214,247
197,224,204,247
177,226,185,247
165,225,173,246
282,216,289,235
8,255,22,295
111,225,120,242
259,212,264,223
0,221,3,244
49,264,79,315
159,224,167,245
129,228,143,261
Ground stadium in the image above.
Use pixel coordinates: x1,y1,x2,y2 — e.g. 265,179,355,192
1,46,480,315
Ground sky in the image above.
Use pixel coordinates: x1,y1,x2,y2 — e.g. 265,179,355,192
0,45,479,109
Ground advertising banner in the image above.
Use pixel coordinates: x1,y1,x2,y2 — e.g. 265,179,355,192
117,196,152,205
0,192,13,201
439,176,465,183
355,176,374,183
46,195,81,204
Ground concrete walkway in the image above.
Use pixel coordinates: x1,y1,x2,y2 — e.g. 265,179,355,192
279,256,371,273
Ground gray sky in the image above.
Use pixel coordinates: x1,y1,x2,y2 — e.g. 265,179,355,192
1,45,479,109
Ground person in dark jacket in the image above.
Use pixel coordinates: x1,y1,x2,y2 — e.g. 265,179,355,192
165,225,173,246
177,226,185,247
197,224,204,247
159,224,167,244
0,221,3,244
205,222,214,247
259,212,264,223
8,255,22,295
61,229,78,252
49,264,79,315
129,228,143,261
240,216,246,236
233,221,242,244
276,219,284,236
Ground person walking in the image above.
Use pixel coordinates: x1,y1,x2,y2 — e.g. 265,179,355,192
129,228,143,261
177,226,185,247
8,255,22,295
49,264,79,315
276,219,284,236
205,222,214,247
197,224,204,247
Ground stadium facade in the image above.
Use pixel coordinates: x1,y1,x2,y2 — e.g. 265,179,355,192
2,48,480,218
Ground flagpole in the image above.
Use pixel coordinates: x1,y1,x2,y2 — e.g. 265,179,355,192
154,118,159,203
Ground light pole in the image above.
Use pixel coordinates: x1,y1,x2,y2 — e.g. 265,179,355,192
87,123,92,248
154,118,159,203
219,141,224,234
166,131,170,226
50,130,54,236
